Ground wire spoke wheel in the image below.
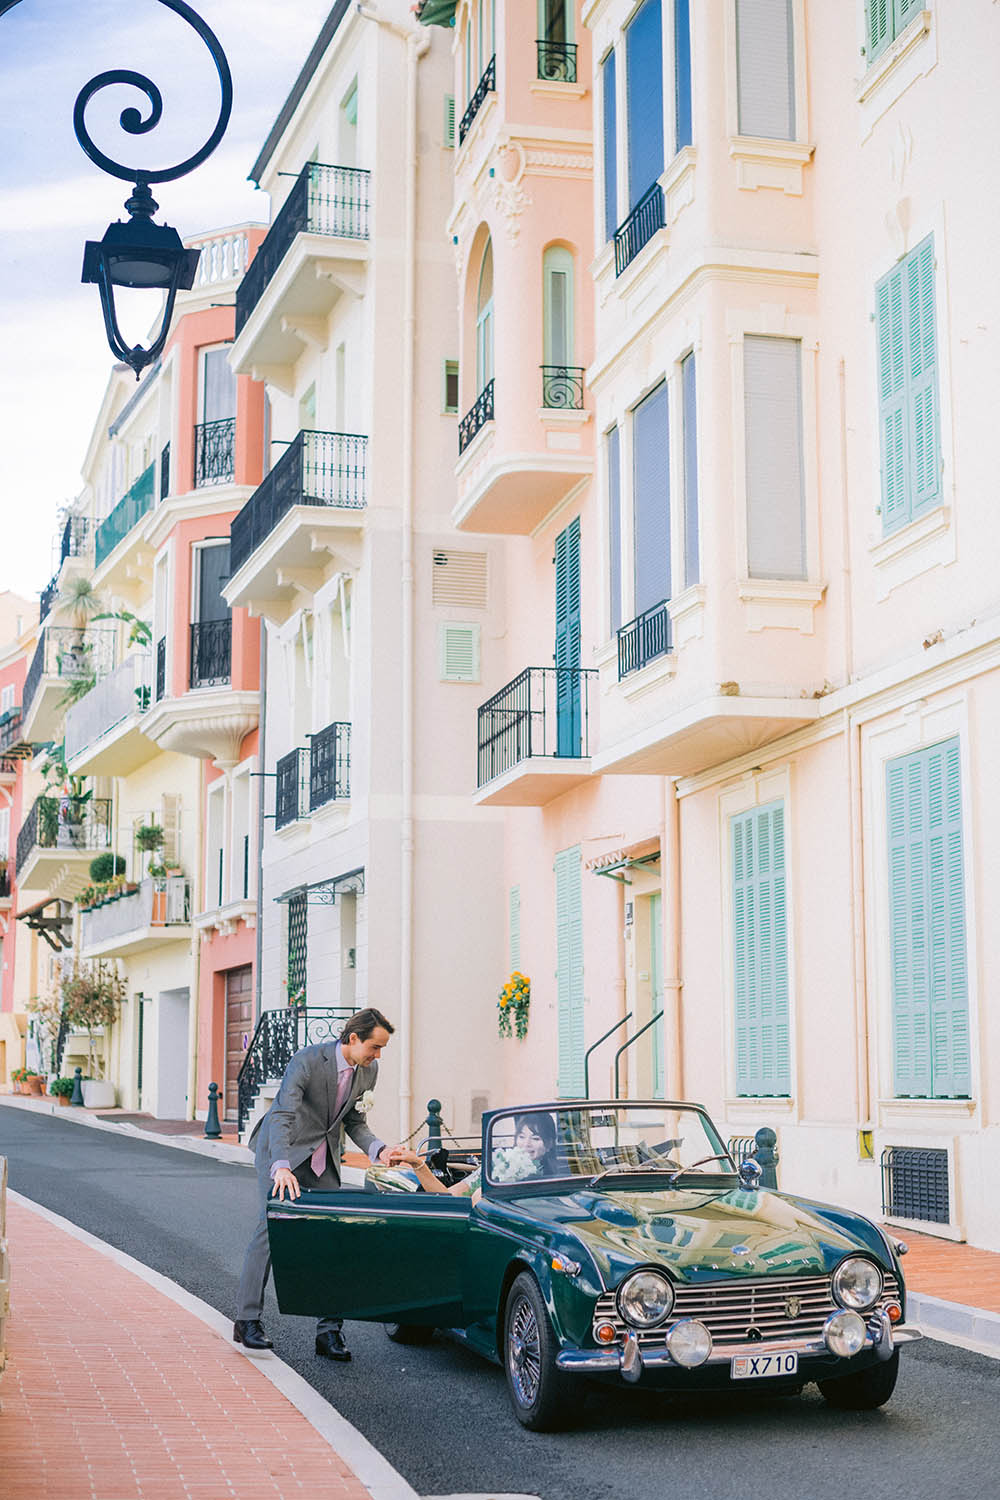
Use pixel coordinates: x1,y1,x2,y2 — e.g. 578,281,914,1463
507,1294,542,1407
502,1271,575,1430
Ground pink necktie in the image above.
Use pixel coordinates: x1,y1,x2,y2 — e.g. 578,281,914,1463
310,1067,353,1177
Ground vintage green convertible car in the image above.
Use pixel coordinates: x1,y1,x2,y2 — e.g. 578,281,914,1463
267,1101,922,1430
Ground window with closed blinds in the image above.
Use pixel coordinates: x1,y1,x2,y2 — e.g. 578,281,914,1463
681,352,699,587
633,382,671,616
735,0,795,141
675,0,692,150
602,50,618,243
607,426,623,634
555,846,585,1097
744,335,806,580
887,739,971,1100
626,0,664,209
732,801,791,1097
875,235,940,535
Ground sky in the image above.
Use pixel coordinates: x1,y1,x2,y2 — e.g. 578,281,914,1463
0,0,333,599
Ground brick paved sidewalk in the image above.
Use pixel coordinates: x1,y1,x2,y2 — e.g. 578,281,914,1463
0,1196,388,1500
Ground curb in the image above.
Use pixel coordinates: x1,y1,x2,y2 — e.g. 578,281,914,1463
907,1289,1000,1361
0,1091,254,1165
8,1189,420,1500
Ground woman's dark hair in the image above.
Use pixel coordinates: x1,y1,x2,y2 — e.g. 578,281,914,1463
340,1007,395,1043
514,1111,558,1170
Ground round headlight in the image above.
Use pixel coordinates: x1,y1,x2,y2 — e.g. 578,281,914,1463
824,1309,867,1358
832,1257,883,1312
616,1271,674,1328
666,1319,712,1368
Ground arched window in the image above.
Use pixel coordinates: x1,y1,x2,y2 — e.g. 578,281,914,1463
476,238,494,392
542,245,574,367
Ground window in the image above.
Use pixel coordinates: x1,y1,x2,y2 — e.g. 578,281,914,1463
554,517,582,757
206,782,225,909
444,94,455,148
744,335,805,580
476,239,494,393
607,426,623,634
443,360,459,414
675,0,693,149
886,739,971,1099
0,684,14,712
555,845,585,1096
200,347,236,424
633,382,671,617
299,382,317,432
539,0,570,46
681,352,699,587
602,50,618,242
875,235,940,535
866,0,924,66
543,246,574,367
732,800,790,1096
509,885,521,971
735,0,795,141
340,80,358,167
626,0,664,210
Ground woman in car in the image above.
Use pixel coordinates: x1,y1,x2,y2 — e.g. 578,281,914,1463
391,1111,558,1200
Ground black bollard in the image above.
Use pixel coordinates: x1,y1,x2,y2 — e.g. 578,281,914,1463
425,1098,443,1155
70,1067,84,1107
753,1126,779,1189
204,1082,223,1139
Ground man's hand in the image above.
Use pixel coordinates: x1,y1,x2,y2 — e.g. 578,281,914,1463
379,1143,410,1167
270,1167,301,1201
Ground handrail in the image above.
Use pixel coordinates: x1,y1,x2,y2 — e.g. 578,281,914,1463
613,1010,664,1099
583,1012,632,1099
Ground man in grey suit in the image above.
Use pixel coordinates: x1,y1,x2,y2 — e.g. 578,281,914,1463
234,1006,398,1361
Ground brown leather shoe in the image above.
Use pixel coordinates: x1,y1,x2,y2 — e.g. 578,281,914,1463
233,1319,273,1351
315,1329,351,1361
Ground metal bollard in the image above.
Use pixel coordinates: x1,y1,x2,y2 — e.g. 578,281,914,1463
425,1099,443,1156
204,1082,222,1139
752,1126,779,1190
70,1067,85,1107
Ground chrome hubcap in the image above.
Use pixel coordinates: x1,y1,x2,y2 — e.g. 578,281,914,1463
507,1295,541,1407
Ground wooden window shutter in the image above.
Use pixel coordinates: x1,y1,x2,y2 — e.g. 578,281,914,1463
509,885,521,971
906,236,940,514
160,794,182,868
555,846,585,1097
875,263,909,531
444,94,455,148
865,0,890,63
744,336,806,580
735,0,796,141
732,801,791,1096
876,235,939,535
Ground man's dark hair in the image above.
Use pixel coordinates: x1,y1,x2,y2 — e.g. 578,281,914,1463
340,1007,394,1043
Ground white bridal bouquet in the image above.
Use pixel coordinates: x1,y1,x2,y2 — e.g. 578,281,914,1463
490,1145,539,1184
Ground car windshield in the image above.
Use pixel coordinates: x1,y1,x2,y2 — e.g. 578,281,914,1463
483,1104,735,1189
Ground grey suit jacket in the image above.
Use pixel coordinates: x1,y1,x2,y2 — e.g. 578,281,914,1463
249,1043,379,1181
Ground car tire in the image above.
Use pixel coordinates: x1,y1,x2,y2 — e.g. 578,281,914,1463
384,1323,435,1346
503,1271,576,1432
817,1349,899,1410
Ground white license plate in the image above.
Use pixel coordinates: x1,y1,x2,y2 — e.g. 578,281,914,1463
731,1351,799,1380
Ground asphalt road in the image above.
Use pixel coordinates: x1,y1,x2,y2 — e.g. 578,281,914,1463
2,1107,998,1500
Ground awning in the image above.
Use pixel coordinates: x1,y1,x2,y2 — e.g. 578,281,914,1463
415,0,458,27
16,896,72,951
587,839,661,884
275,867,365,906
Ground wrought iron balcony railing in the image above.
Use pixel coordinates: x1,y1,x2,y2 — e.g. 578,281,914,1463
159,441,171,501
0,867,10,899
60,513,91,565
536,40,577,82
39,576,59,622
614,183,666,277
80,876,190,949
229,428,367,575
275,747,309,829
309,721,351,810
235,162,371,335
541,365,585,410
459,54,496,144
95,461,156,567
194,417,236,487
23,627,118,721
155,636,167,702
0,711,28,759
16,795,113,880
237,1005,356,1135
64,652,151,762
189,618,232,688
458,380,494,455
618,599,671,679
477,666,597,788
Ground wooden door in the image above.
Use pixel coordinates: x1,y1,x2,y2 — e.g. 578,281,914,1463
225,965,254,1121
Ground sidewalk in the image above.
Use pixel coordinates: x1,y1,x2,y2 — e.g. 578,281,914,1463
0,1190,416,1500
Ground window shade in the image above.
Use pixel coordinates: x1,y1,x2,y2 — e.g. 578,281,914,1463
626,0,664,209
735,0,795,141
744,335,806,580
633,381,671,616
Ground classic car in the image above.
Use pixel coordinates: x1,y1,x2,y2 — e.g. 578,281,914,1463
266,1101,922,1430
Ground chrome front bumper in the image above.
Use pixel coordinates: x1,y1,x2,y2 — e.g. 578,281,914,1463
556,1310,923,1382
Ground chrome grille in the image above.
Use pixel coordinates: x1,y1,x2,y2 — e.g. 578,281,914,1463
594,1273,901,1349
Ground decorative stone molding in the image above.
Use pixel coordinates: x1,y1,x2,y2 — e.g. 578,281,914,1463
736,579,826,633
728,137,814,195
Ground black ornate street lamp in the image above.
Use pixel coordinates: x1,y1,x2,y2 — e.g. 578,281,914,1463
1,0,233,378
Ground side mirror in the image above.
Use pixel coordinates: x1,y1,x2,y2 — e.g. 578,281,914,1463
738,1157,762,1190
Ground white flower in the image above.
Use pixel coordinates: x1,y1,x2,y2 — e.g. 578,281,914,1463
356,1088,376,1114
491,1145,539,1184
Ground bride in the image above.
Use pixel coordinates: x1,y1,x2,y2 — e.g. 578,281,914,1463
390,1111,557,1202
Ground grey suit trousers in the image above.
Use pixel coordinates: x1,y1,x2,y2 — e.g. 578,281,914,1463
236,1151,343,1335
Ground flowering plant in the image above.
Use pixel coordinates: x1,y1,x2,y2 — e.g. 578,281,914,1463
497,971,530,1039
282,978,306,1008
491,1146,540,1184
356,1088,376,1115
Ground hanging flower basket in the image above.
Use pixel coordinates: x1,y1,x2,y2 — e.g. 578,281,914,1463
498,972,530,1040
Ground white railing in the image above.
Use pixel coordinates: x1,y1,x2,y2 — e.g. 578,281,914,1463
187,228,254,287
64,652,151,762
80,876,190,949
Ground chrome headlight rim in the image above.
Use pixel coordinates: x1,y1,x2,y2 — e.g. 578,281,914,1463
665,1318,713,1368
615,1269,675,1329
832,1255,884,1313
824,1308,868,1358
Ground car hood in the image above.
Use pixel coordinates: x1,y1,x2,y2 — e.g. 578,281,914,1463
517,1185,887,1288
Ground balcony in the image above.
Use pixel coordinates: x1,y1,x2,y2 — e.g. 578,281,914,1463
64,653,154,777
615,184,666,277
231,162,370,380
38,575,58,622
0,866,10,903
275,747,309,830
95,462,155,570
189,619,232,689
274,722,351,829
15,795,112,895
474,667,597,806
458,380,494,455
79,876,191,960
537,40,577,82
618,600,671,679
21,626,118,744
225,429,367,622
459,55,496,145
0,709,30,760
541,366,584,410
194,418,236,487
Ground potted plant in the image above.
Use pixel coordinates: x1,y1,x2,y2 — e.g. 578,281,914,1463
56,575,104,679
10,1065,26,1094
24,1070,43,1095
89,852,125,883
49,1076,74,1107
60,960,125,1097
497,971,531,1040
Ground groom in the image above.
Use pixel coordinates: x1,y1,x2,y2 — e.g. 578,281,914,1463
234,1006,398,1361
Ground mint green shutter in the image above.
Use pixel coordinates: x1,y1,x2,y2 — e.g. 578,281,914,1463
906,236,940,513
555,846,585,1096
876,265,908,530
895,0,922,31
732,801,790,1096
509,885,521,971
876,235,939,535
865,0,890,61
887,739,970,1099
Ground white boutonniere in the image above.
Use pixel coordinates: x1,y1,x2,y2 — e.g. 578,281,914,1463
356,1088,376,1115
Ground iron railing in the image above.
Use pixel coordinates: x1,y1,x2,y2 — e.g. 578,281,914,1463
0,713,28,759
189,619,232,688
64,653,151,762
60,514,91,565
95,462,156,567
155,637,167,702
38,577,58,622
618,600,671,679
235,162,371,335
536,40,577,82
16,795,113,880
237,1005,356,1135
309,721,351,810
881,1146,950,1224
275,747,309,829
458,379,494,454
541,365,584,409
0,868,9,899
80,876,190,949
459,54,496,144
229,429,367,574
614,184,666,277
477,666,597,787
23,628,118,721
159,442,170,501
194,417,236,487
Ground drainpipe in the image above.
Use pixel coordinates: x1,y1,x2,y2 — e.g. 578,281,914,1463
662,776,683,1099
356,5,430,1140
